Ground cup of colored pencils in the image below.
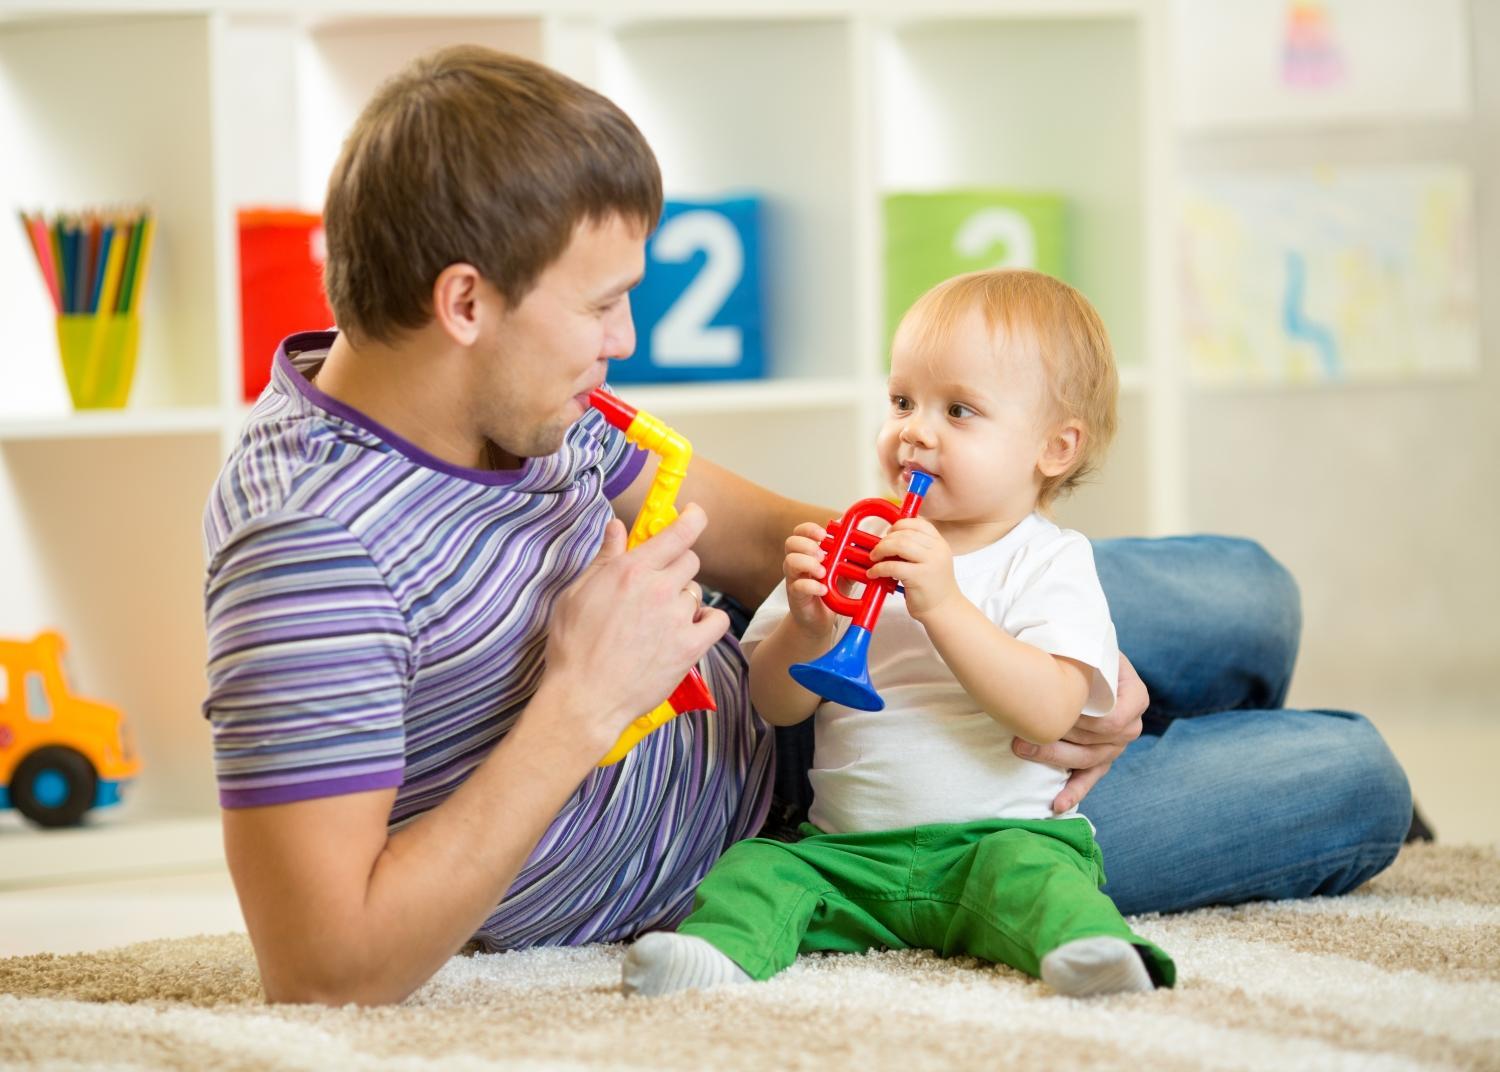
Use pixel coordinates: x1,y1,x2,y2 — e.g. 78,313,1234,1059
17,208,156,409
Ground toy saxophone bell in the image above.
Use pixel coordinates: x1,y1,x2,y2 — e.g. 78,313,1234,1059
788,471,933,711
587,388,716,766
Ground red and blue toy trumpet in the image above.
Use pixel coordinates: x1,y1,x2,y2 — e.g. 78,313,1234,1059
789,470,933,711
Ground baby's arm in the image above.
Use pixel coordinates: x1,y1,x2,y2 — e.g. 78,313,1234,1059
868,518,1089,745
922,600,1090,745
747,522,836,727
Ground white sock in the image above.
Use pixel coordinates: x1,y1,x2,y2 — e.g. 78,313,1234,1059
621,932,751,997
1040,936,1156,997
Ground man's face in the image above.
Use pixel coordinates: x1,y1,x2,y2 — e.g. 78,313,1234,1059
479,214,646,463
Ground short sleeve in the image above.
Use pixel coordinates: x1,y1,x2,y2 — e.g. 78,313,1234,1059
995,534,1119,717
588,387,648,499
203,512,413,808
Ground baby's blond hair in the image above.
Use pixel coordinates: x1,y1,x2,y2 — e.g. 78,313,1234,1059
893,269,1118,510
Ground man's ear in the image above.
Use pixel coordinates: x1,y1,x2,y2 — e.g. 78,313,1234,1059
1038,419,1085,478
431,263,486,346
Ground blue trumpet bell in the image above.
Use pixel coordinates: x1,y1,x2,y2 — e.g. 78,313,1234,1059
790,625,883,711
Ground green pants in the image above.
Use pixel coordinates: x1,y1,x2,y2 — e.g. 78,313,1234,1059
678,817,1175,987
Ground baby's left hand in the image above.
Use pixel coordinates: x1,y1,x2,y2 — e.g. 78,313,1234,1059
866,517,958,621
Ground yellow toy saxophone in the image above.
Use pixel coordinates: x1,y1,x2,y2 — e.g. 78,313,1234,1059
587,388,717,766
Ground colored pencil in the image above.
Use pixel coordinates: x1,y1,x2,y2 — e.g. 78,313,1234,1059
34,215,61,312
116,214,145,314
48,222,65,306
70,219,86,314
89,221,115,314
123,213,154,314
92,220,128,320
17,208,155,319
18,213,60,312
110,217,134,312
58,218,75,313
82,215,101,312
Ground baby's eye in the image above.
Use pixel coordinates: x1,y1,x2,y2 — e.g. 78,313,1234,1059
948,403,976,419
890,395,913,412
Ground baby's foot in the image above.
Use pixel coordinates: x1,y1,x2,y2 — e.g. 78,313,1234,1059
1040,936,1155,997
621,932,751,997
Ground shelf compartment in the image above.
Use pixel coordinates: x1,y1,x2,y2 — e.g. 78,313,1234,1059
875,15,1146,374
598,18,860,383
0,15,221,410
217,14,550,211
619,376,862,416
0,436,225,818
646,401,867,509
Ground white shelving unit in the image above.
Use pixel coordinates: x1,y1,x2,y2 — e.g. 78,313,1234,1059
0,0,1177,867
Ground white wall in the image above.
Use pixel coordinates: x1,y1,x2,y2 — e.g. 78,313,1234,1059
1182,0,1499,717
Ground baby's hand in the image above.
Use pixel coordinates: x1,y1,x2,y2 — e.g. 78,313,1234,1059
783,522,836,637
867,517,958,621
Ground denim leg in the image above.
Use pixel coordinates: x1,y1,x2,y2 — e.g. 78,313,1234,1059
1093,536,1302,727
774,537,1312,828
1085,708,1412,915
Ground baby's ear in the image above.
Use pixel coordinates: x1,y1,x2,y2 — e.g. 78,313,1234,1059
1038,420,1085,478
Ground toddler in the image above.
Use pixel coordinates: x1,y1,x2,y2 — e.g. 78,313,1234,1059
622,269,1174,998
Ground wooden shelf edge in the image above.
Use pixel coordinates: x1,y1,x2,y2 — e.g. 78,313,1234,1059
611,377,863,415
0,813,225,889
0,408,228,443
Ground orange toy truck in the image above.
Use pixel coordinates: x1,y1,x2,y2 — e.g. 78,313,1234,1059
0,631,140,827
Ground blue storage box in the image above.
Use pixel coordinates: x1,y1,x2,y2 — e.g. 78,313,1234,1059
611,197,765,383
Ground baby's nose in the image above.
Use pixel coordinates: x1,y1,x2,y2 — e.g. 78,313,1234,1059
901,420,935,446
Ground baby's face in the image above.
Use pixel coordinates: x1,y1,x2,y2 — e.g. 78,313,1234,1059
878,307,1054,535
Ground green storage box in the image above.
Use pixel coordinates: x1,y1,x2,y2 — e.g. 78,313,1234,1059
884,191,1068,355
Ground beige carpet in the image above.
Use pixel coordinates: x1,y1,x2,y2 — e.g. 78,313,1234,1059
1,843,1497,1071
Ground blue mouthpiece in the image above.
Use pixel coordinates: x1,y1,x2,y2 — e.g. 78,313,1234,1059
907,470,933,497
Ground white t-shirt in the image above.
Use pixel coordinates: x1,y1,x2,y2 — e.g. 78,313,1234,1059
742,512,1119,834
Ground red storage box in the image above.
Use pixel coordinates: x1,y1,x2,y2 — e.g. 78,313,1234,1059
238,209,334,401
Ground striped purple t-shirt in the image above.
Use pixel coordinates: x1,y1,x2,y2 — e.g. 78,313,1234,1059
202,332,774,948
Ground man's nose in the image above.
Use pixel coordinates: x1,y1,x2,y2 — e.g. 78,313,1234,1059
604,298,636,360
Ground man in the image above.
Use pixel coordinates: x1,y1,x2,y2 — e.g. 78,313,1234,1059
203,45,1410,1006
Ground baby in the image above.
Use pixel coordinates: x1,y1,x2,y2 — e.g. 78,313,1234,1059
623,268,1174,998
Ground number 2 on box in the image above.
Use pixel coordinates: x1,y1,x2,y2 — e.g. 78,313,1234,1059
650,209,744,367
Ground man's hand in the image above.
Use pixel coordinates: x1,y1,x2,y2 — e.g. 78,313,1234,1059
542,504,729,756
1012,653,1148,814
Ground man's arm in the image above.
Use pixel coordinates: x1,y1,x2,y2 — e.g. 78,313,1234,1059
224,688,605,1005
220,512,728,1005
612,453,832,610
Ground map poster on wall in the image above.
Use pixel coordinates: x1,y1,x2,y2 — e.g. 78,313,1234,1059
1179,165,1478,385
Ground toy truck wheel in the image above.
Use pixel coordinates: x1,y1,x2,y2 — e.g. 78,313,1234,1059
12,746,99,828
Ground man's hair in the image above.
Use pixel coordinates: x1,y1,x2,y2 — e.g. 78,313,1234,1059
894,269,1119,510
322,45,663,345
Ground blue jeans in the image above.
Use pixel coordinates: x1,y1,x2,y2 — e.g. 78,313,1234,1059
770,537,1411,916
